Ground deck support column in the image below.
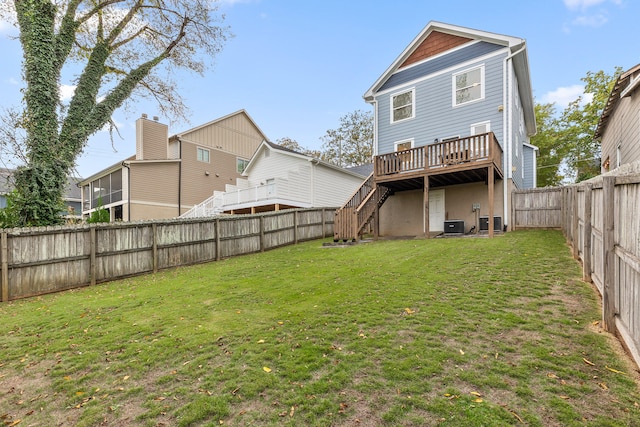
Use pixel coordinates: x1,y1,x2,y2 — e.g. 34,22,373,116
423,175,430,238
374,184,380,240
488,165,494,238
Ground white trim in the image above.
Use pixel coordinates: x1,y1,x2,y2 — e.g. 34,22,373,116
374,49,505,97
394,138,415,151
470,121,491,135
364,20,523,100
452,64,485,107
390,88,416,124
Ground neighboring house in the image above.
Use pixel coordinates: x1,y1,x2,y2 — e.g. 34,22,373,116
334,21,537,240
0,168,82,217
181,141,369,217
79,110,266,221
595,63,640,172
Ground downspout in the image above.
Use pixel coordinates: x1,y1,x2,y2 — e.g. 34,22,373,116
502,43,526,230
121,161,131,221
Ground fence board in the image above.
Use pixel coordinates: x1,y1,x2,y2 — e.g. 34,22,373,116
1,208,334,302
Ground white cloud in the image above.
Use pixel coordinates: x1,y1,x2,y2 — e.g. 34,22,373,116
563,0,621,10
541,84,594,109
572,13,609,26
59,84,76,101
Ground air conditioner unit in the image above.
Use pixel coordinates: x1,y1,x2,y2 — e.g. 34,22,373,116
479,216,502,231
444,220,464,234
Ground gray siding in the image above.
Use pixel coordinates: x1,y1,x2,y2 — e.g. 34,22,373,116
375,50,507,162
380,41,505,92
600,89,640,170
509,69,533,189
522,145,536,188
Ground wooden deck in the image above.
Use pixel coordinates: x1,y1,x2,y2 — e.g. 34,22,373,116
374,132,503,190
334,132,504,242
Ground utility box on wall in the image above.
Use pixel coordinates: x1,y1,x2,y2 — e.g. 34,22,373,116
479,216,502,231
444,220,464,234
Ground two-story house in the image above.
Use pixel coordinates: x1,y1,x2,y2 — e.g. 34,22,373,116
334,21,537,240
79,110,266,221
595,63,640,172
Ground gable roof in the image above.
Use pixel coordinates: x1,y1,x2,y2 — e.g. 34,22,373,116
594,63,640,140
243,141,369,179
171,109,269,143
364,21,536,136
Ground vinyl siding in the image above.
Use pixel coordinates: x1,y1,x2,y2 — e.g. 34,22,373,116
379,41,504,92
522,145,536,188
510,69,525,189
130,162,180,207
375,49,507,158
136,118,169,160
180,112,263,159
180,142,243,207
600,89,640,170
312,165,366,207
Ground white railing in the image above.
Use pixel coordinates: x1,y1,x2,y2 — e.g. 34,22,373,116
180,178,304,218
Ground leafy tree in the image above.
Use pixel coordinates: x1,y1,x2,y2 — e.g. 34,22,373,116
86,198,110,223
556,68,622,182
531,102,565,187
1,0,229,226
320,109,373,167
275,137,321,158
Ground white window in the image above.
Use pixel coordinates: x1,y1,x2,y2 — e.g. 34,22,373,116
453,65,484,106
390,88,415,123
470,121,490,135
197,147,210,163
237,158,250,174
394,139,414,152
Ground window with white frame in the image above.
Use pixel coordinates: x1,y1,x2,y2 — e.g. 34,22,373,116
197,147,210,163
470,121,490,135
394,139,414,152
391,88,415,123
453,66,484,106
616,143,622,168
237,157,250,174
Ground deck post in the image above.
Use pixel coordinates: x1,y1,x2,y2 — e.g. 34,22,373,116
488,165,494,238
374,185,380,240
423,175,430,238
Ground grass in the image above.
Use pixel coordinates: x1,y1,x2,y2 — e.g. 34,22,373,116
0,230,639,426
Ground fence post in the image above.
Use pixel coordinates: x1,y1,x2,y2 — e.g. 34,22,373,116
1,231,8,302
90,225,96,286
259,215,265,252
572,186,579,259
294,211,299,245
321,208,326,238
152,223,158,273
215,218,221,261
583,184,592,282
602,176,616,333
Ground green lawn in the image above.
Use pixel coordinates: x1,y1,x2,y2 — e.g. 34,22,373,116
1,230,638,426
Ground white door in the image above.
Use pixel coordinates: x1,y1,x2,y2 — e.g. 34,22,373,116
428,189,445,232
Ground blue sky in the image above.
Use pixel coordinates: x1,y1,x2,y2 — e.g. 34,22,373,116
1,0,639,177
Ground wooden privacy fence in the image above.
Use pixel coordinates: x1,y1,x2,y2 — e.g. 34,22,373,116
512,172,640,368
0,208,335,302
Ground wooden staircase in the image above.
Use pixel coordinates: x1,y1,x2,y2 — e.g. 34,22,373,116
333,173,391,242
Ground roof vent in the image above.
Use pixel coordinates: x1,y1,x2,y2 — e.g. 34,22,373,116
153,116,159,121
141,113,148,119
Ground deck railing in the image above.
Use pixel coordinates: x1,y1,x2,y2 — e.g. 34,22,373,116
374,132,502,177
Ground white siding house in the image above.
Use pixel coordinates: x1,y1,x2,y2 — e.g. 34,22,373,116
181,141,369,217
